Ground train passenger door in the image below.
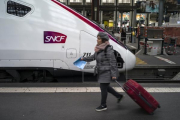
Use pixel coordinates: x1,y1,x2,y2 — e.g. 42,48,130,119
80,31,97,72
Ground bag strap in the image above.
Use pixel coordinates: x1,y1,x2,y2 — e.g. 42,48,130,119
104,45,113,56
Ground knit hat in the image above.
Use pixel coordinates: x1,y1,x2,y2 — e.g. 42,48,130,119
97,32,109,42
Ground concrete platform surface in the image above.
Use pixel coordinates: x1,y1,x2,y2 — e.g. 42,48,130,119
0,92,179,120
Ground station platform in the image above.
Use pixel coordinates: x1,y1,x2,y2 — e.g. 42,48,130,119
125,38,180,67
135,54,180,66
119,38,180,80
0,82,180,120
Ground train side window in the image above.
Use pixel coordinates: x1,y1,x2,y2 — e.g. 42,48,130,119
7,0,31,17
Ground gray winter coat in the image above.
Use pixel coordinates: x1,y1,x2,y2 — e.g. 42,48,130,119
83,46,119,83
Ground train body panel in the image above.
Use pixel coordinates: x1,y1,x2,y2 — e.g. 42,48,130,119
0,0,135,80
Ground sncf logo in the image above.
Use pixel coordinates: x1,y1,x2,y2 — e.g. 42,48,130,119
44,31,67,43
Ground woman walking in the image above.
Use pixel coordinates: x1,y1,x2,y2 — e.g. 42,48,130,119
81,32,124,112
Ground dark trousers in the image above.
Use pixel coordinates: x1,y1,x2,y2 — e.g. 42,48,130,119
100,83,122,106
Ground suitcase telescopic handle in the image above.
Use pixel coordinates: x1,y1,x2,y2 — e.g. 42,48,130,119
115,80,142,97
115,80,123,87
115,80,127,92
115,80,138,93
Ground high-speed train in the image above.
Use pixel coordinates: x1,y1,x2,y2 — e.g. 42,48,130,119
0,0,136,82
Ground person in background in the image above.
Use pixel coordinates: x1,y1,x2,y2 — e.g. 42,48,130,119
81,32,124,112
149,1,157,11
105,25,109,31
121,28,126,43
141,1,146,12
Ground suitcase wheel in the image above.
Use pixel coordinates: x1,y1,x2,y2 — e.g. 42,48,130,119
158,104,161,108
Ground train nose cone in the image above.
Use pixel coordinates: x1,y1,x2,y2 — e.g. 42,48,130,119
126,50,136,71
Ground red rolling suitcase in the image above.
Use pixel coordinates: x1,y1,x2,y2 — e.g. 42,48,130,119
115,79,160,114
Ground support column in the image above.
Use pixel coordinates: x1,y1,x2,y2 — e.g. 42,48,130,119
133,9,137,27
82,0,86,16
121,12,123,27
81,11,86,16
146,13,150,26
117,11,120,27
99,0,103,24
64,0,68,5
158,0,164,26
92,0,99,22
100,11,103,24
129,0,134,27
114,0,118,32
129,12,132,27
67,0,69,5
130,0,134,27
130,0,135,43
114,11,116,26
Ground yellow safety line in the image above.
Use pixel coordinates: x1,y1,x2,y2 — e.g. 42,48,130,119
136,57,147,65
